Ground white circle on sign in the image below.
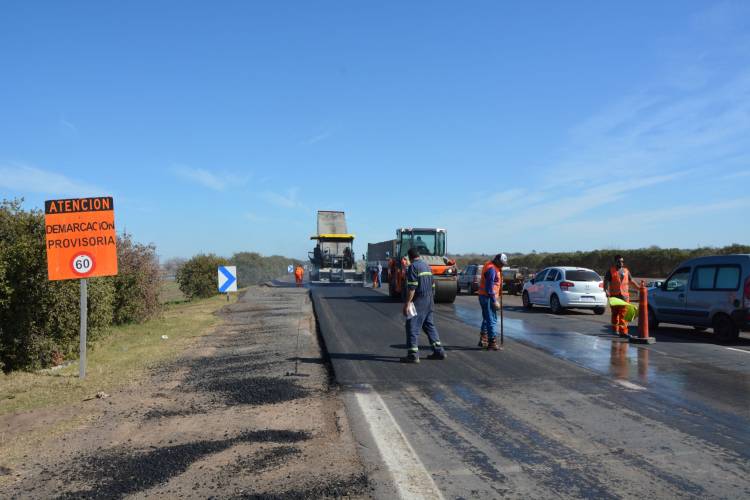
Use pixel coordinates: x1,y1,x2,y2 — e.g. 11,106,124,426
71,252,95,276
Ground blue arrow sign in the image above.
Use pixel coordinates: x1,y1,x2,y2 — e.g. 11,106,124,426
218,265,237,293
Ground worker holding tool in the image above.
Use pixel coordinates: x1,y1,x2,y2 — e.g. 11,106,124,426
603,255,640,337
478,253,508,350
401,247,446,363
294,265,304,287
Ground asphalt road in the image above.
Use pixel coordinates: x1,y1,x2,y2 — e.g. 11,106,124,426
311,284,750,499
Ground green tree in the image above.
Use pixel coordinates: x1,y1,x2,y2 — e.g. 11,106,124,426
111,233,162,324
176,253,228,299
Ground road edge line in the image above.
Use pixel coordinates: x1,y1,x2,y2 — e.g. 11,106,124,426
349,387,444,500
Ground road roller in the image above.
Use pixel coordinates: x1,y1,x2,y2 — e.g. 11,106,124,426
387,227,458,303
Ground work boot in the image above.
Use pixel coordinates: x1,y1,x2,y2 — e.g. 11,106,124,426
487,338,501,351
477,332,488,348
400,354,420,364
427,350,446,360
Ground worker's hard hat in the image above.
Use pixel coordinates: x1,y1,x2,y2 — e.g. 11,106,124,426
493,253,508,266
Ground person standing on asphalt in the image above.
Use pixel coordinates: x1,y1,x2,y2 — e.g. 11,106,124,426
294,265,304,287
603,255,639,337
401,247,446,363
477,253,507,350
376,262,383,288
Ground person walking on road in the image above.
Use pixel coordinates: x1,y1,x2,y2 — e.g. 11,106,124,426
603,255,639,337
294,265,304,287
477,253,508,351
401,247,446,363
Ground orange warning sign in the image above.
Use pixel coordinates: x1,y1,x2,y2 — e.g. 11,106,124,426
45,197,118,280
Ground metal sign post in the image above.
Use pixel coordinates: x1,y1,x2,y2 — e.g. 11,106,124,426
79,278,88,379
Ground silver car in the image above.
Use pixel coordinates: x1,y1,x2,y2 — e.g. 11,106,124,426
648,254,750,341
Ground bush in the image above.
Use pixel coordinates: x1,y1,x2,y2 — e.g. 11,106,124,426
0,199,164,372
176,254,228,299
111,233,162,324
0,200,113,371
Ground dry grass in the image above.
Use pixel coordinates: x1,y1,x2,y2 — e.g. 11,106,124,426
158,279,186,304
0,290,236,417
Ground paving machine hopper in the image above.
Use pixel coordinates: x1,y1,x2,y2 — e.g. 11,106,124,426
308,211,364,285
387,228,458,303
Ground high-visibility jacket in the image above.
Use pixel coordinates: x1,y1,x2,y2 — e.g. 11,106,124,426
294,267,304,278
608,266,631,300
478,261,502,297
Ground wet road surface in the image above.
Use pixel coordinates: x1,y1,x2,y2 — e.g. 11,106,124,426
312,285,750,499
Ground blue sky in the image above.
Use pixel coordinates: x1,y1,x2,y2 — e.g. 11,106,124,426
1,1,749,260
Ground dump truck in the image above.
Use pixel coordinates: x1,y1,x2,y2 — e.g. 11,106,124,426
387,228,458,303
308,211,364,285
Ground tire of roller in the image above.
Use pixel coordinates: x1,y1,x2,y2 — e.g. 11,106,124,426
434,279,458,303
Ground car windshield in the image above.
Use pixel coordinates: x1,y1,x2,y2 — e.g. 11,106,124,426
565,270,600,281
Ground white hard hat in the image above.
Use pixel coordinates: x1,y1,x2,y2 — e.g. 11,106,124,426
493,253,508,266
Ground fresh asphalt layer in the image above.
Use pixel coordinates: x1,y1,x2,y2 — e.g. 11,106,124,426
311,284,750,499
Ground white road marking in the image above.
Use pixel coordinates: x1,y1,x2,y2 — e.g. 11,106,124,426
615,380,646,391
725,347,750,354
354,390,444,500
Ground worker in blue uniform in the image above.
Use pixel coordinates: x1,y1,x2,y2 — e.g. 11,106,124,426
401,247,447,363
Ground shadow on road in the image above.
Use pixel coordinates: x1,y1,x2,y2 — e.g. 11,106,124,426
328,352,402,363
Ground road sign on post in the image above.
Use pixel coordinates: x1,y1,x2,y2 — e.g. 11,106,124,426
44,196,118,379
218,265,237,293
288,264,294,274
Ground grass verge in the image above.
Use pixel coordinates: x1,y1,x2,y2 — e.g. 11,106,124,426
0,292,235,417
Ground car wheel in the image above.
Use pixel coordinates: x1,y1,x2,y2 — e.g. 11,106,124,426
550,294,563,314
593,306,605,315
647,307,659,330
522,291,533,309
713,314,739,342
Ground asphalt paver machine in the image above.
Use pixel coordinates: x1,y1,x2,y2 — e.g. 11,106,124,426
387,227,458,303
308,211,364,285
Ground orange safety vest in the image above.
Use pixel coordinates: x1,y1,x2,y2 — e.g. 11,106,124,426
478,261,502,297
295,266,304,278
609,266,630,300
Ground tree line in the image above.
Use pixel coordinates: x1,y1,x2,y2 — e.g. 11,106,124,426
452,244,750,278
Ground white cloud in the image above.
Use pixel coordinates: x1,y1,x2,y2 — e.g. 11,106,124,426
260,187,306,210
59,117,79,137
244,212,268,223
171,165,249,191
301,131,332,145
0,164,103,197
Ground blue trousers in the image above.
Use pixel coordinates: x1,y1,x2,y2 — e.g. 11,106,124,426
479,295,497,340
405,299,443,356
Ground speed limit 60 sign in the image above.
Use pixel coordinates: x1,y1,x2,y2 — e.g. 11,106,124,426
44,197,118,280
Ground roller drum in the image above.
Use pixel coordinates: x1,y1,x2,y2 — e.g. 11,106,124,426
434,278,458,303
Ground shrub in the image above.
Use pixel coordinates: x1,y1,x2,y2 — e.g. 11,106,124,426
0,199,114,371
111,233,162,324
176,253,228,299
0,199,164,371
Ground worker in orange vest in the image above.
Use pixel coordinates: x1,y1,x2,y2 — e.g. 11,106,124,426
294,265,304,287
603,255,640,337
477,253,507,350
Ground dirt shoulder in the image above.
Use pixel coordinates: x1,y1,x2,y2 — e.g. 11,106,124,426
1,285,369,499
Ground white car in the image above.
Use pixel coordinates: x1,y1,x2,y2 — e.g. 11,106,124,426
522,267,606,314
